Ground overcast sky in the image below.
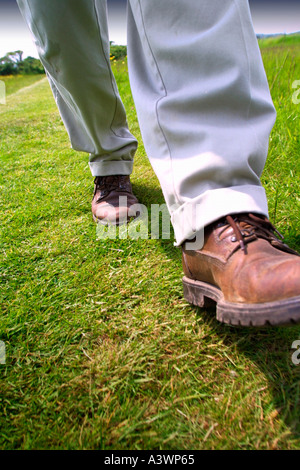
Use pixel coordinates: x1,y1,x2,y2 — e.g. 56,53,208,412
0,0,299,58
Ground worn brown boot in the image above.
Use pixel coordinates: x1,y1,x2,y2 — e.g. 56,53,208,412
92,175,140,225
182,213,300,326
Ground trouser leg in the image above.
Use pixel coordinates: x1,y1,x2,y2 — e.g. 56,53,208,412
17,0,137,176
127,0,276,245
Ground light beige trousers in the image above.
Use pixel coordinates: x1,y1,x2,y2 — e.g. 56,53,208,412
17,0,276,245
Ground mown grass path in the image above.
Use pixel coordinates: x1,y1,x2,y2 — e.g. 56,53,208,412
0,39,299,449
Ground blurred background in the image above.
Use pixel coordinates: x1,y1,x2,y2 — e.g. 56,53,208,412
0,0,299,59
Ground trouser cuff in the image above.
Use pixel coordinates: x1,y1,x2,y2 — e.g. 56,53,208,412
171,185,269,246
89,160,134,176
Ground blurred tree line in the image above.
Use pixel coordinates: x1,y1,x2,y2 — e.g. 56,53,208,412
110,43,127,61
0,45,127,76
0,50,45,75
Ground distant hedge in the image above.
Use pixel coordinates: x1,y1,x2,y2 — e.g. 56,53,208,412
0,44,127,76
0,51,45,76
110,43,127,61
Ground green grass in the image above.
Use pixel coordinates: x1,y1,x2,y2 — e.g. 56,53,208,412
0,74,45,96
0,39,300,450
258,32,300,49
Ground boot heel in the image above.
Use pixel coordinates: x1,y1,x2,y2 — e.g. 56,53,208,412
182,277,217,308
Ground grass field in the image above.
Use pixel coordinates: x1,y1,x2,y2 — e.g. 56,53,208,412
0,35,300,450
0,74,45,96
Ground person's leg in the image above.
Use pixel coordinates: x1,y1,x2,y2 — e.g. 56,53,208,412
17,0,137,176
127,0,300,325
127,0,276,246
17,0,139,224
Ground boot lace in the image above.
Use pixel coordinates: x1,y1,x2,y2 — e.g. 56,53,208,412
219,213,298,256
93,175,130,202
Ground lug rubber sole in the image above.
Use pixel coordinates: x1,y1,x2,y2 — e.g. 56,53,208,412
182,276,300,327
93,214,123,226
93,210,142,226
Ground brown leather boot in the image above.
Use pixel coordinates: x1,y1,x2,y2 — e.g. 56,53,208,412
182,213,300,326
92,175,140,225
